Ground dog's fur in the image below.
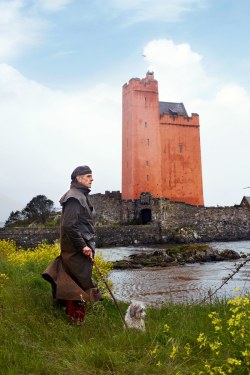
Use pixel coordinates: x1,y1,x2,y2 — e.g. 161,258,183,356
124,300,146,331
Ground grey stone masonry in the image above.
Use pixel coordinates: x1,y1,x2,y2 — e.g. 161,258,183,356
0,192,249,248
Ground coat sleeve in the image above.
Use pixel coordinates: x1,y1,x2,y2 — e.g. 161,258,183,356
61,198,87,249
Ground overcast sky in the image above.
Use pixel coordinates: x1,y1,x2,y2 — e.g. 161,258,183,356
1,0,250,222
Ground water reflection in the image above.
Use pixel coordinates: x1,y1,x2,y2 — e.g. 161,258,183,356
96,240,250,305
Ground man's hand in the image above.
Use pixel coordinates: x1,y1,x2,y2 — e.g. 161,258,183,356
82,246,93,260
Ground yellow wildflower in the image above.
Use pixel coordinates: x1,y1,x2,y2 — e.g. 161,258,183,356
227,357,242,366
184,343,192,356
197,333,207,348
149,346,158,356
209,340,222,355
233,287,240,292
0,272,9,288
163,323,170,333
169,344,177,360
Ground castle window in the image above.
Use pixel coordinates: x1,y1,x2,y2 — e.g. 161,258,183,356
178,143,183,153
145,121,147,128
145,160,149,166
144,97,147,106
147,138,150,146
147,175,149,181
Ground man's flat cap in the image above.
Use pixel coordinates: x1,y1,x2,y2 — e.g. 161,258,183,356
71,165,92,180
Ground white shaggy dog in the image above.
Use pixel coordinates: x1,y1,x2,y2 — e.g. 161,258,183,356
124,300,146,331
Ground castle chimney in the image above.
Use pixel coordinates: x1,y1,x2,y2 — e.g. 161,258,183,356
146,71,154,81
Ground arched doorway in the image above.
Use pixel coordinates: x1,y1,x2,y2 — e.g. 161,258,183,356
140,209,152,224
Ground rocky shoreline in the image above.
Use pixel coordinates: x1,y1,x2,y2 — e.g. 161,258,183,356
112,244,246,269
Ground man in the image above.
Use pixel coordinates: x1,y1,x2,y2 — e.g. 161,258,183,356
42,165,103,324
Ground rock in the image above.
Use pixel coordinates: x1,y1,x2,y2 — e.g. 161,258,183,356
219,249,241,260
173,227,201,243
164,253,174,262
112,245,242,269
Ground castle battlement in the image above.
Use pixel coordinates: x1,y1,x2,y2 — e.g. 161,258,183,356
160,112,200,126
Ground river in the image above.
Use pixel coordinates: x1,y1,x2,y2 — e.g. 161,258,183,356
96,240,250,306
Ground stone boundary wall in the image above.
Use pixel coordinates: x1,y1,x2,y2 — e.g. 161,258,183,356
89,193,122,226
152,201,250,242
95,224,161,247
0,227,60,248
0,196,249,248
0,225,161,249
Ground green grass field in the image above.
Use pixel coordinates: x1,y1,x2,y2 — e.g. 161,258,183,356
0,241,249,375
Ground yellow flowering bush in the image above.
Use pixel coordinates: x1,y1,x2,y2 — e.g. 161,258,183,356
147,293,249,374
0,240,18,256
0,240,113,292
2,242,60,268
92,250,113,282
194,292,250,374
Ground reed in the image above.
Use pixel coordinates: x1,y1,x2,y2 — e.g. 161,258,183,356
0,241,249,375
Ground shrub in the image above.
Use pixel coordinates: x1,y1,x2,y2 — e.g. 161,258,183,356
0,240,113,291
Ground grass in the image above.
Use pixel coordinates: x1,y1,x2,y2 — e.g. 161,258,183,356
0,241,249,375
167,244,212,254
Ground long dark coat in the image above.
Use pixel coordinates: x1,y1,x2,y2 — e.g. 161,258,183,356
42,182,102,302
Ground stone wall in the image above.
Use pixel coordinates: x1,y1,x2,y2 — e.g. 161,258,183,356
95,224,162,247
0,225,162,249
150,199,250,242
0,227,60,248
89,192,122,226
90,193,250,243
1,192,249,248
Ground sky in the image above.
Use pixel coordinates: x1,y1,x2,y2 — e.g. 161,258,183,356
0,0,250,222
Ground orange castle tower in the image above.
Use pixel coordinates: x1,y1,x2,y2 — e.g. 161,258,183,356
122,72,204,206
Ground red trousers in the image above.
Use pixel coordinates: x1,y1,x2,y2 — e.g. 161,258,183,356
66,300,87,323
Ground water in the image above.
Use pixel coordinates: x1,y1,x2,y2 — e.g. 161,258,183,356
96,241,250,305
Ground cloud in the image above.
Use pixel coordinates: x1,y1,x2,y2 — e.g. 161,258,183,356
37,0,73,12
110,0,206,24
143,39,215,101
0,0,74,61
142,39,250,206
0,0,47,60
0,63,121,219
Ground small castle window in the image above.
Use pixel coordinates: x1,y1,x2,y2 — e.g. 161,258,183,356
178,144,183,153
145,121,147,128
144,97,147,106
145,160,149,166
147,175,149,181
147,138,150,146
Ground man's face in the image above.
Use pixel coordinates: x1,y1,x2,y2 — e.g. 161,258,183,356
77,174,93,188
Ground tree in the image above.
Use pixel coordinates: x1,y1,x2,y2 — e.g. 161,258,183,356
5,210,26,227
23,195,54,225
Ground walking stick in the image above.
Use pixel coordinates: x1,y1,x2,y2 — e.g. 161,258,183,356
93,260,128,330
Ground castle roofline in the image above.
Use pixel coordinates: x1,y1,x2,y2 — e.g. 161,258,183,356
159,101,188,117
